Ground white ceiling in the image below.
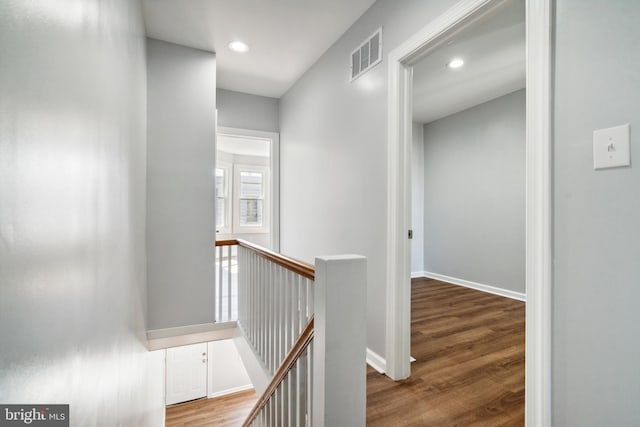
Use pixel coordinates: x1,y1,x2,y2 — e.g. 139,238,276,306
142,0,376,98
217,135,270,157
412,0,525,124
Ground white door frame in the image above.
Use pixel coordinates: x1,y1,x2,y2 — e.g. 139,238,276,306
385,1,551,426
216,126,280,252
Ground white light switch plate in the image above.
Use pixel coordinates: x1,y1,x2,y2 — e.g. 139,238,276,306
593,124,630,170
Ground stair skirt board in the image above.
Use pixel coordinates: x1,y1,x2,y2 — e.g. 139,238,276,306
232,335,270,396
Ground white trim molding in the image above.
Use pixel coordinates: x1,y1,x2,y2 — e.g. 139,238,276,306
208,384,254,399
525,0,552,425
386,0,552,425
385,18,415,382
386,0,505,383
366,348,416,375
411,270,428,279
146,322,239,351
366,348,386,374
419,271,526,302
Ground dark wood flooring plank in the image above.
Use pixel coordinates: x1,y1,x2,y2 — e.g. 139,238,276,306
165,389,257,427
367,278,524,426
166,278,524,426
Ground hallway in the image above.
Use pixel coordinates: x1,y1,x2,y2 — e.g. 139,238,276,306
166,278,524,426
367,278,525,426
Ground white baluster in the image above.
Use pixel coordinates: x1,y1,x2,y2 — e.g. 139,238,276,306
217,245,223,321
251,250,256,346
299,276,307,334
227,245,232,320
291,271,298,344
237,246,242,326
282,375,287,426
268,259,274,371
278,267,284,364
299,348,307,427
273,262,277,371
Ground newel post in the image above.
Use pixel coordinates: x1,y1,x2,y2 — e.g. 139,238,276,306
313,255,367,427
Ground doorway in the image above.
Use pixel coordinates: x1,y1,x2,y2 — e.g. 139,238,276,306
385,0,552,425
215,127,280,251
214,127,280,323
410,0,527,297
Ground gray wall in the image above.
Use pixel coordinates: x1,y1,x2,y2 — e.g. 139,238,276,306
0,1,164,424
411,122,425,273
279,0,456,356
147,39,217,330
553,1,640,425
217,88,279,132
422,90,525,294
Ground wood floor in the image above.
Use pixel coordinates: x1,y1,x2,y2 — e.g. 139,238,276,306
165,278,524,426
165,389,257,427
367,278,525,426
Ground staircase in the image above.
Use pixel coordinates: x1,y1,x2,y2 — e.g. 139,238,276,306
215,239,367,427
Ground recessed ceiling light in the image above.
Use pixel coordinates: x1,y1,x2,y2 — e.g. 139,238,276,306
228,41,249,53
447,58,464,69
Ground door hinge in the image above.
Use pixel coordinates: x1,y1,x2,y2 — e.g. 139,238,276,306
408,229,413,239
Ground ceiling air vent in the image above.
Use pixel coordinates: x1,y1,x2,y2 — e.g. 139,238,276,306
351,28,382,81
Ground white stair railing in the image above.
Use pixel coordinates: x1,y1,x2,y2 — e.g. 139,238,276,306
237,243,314,374
215,240,367,427
215,240,238,322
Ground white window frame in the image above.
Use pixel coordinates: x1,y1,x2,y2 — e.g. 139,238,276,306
215,161,232,235
232,164,269,234
216,126,280,251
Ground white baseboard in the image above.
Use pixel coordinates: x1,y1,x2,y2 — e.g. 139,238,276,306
208,384,253,399
366,348,386,374
418,271,526,302
366,349,415,374
411,270,428,279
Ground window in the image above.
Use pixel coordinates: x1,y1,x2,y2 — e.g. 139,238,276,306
215,168,225,227
215,163,231,234
216,162,269,236
233,165,269,234
239,171,264,227
216,130,277,250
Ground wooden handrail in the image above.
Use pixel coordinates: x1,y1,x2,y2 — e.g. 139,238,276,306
215,239,239,247
215,239,315,280
242,317,315,427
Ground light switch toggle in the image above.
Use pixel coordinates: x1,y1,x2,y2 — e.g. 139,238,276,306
593,124,630,170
